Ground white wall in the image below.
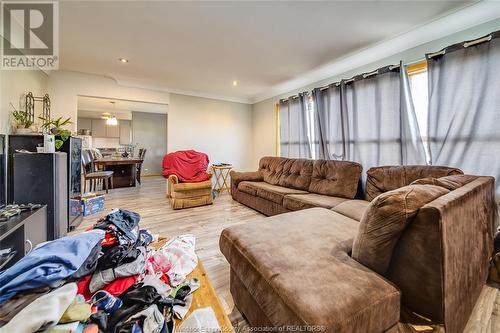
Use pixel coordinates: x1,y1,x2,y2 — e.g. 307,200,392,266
132,111,168,175
47,71,170,132
251,98,276,169
250,19,500,169
168,94,253,171
0,70,48,134
45,71,255,172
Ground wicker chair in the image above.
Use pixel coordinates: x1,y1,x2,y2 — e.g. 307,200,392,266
166,172,213,209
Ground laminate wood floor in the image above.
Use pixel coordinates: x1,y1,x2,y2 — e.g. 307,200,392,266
76,176,498,333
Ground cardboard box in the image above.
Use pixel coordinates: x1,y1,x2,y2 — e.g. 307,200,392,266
70,198,82,216
81,194,105,216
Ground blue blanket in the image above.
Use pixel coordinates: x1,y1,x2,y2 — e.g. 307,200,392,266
0,230,105,304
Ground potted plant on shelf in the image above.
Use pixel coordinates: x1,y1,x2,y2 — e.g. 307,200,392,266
39,116,73,149
11,107,34,134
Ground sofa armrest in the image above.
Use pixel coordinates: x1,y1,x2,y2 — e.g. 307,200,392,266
168,174,179,184
230,171,263,187
166,174,178,197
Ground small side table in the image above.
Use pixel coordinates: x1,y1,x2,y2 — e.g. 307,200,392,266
211,165,233,194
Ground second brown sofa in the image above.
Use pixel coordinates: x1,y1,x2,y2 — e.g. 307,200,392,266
231,156,362,216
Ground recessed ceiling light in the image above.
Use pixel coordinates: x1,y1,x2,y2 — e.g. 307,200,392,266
232,80,238,86
118,58,128,63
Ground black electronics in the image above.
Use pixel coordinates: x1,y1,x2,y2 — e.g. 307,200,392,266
7,135,44,203
0,135,5,209
7,134,82,231
13,152,68,240
59,136,83,229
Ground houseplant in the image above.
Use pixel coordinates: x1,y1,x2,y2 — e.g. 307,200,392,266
39,116,73,149
11,106,34,134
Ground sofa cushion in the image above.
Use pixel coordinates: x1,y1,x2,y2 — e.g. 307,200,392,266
171,186,211,199
259,156,286,186
238,181,258,196
239,181,308,204
220,208,401,332
365,165,462,201
230,171,263,187
332,199,370,221
308,160,362,198
232,186,291,216
352,184,450,275
411,174,478,190
259,157,313,191
283,194,348,211
172,180,212,192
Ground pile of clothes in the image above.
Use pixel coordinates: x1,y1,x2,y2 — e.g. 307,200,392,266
0,209,201,333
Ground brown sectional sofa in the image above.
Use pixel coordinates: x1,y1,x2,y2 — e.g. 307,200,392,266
230,157,362,216
223,158,497,332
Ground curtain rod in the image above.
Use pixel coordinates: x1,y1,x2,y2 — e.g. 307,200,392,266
279,91,310,103
427,30,498,59
317,64,400,91
282,29,499,102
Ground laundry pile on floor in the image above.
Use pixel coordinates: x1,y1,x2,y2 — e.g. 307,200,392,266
0,209,204,333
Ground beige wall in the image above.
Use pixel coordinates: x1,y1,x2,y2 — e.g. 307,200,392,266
168,93,253,171
0,70,48,134
251,98,276,169
132,111,168,175
249,19,500,169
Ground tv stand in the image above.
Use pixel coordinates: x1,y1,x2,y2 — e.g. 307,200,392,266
0,206,47,270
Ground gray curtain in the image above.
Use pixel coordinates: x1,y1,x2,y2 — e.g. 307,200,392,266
427,32,500,193
279,93,312,158
312,85,345,160
311,65,426,176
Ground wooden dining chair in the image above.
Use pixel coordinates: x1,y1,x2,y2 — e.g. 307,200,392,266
81,150,114,193
136,148,147,185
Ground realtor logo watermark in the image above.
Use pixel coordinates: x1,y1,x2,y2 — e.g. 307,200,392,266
1,1,59,70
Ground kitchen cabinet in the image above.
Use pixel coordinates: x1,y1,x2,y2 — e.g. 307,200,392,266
77,118,131,140
106,122,120,138
77,118,92,132
91,119,107,137
119,120,132,145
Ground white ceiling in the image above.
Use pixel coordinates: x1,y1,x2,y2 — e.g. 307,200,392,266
60,1,478,103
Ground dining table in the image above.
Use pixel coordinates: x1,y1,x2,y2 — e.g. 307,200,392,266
93,157,144,188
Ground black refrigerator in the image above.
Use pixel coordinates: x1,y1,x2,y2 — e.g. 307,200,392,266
13,152,68,240
7,135,83,230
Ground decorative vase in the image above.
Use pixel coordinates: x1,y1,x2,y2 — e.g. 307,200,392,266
16,127,33,134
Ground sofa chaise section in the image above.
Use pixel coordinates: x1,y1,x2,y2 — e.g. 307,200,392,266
220,208,401,332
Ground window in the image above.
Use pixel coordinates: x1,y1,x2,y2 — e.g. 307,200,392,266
306,95,317,159
277,61,432,162
407,61,431,163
